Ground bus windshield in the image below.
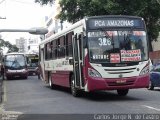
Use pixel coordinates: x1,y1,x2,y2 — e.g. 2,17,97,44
4,55,26,70
26,54,39,67
88,30,148,63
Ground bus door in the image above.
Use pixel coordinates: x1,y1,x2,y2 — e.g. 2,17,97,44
40,47,45,81
72,33,84,89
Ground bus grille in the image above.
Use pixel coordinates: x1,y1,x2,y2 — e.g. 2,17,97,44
104,67,136,74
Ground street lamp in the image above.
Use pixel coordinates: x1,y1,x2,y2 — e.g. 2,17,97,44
0,27,48,35
28,27,48,35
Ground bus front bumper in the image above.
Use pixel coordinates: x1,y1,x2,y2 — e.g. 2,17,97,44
86,74,150,92
6,69,28,78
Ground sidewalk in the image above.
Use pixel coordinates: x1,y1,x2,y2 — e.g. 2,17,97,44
0,76,3,117
0,76,3,104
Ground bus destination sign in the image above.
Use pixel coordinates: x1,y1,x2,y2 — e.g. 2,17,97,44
88,18,144,29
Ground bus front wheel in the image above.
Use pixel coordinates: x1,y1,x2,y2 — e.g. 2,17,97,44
70,75,80,97
117,89,129,96
148,83,154,90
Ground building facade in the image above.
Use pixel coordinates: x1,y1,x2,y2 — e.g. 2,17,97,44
16,37,27,53
27,36,40,54
150,32,160,64
151,32,160,51
16,36,40,54
45,0,72,39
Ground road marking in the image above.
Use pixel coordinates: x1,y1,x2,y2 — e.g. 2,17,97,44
142,105,160,112
3,80,7,102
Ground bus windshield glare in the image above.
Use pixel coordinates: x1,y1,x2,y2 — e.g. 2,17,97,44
88,30,148,63
27,56,39,67
4,55,26,69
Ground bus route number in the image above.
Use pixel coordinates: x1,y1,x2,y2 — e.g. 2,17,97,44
98,37,111,46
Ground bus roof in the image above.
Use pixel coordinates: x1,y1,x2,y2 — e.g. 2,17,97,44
86,15,143,20
26,53,38,56
5,52,26,55
40,18,85,45
40,15,144,45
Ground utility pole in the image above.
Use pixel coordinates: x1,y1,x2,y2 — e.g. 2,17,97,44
0,28,48,35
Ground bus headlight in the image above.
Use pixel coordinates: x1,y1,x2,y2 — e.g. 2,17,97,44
88,68,102,78
22,69,28,73
139,66,149,76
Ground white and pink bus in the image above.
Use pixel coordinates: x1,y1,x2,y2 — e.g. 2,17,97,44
39,15,149,97
2,52,28,80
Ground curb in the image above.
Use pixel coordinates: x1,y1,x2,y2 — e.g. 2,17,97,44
0,78,3,104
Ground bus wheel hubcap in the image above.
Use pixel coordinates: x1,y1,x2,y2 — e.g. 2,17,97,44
49,78,52,86
71,80,75,94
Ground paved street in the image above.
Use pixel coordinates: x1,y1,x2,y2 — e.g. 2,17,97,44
1,76,160,119
2,76,160,114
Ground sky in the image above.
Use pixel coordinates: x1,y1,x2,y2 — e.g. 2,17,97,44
0,0,53,44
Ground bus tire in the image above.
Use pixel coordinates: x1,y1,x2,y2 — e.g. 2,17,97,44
148,83,154,90
49,74,54,89
70,75,80,97
38,74,40,79
117,89,129,96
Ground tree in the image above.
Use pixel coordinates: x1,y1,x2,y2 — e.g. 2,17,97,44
0,39,5,48
35,0,55,5
8,45,19,53
36,0,160,51
0,39,19,53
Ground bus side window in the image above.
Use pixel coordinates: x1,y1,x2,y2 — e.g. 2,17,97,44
59,36,65,58
45,44,47,60
57,39,60,58
45,42,52,60
66,34,69,57
69,32,73,57
50,41,53,59
52,40,57,60
62,36,66,58
78,34,83,60
48,43,51,60
66,32,73,57
56,40,58,59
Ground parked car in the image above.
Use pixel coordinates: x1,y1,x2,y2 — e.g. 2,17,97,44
149,63,160,90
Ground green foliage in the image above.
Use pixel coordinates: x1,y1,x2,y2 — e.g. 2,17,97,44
34,0,55,5
36,0,160,51
0,39,19,53
8,45,19,53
